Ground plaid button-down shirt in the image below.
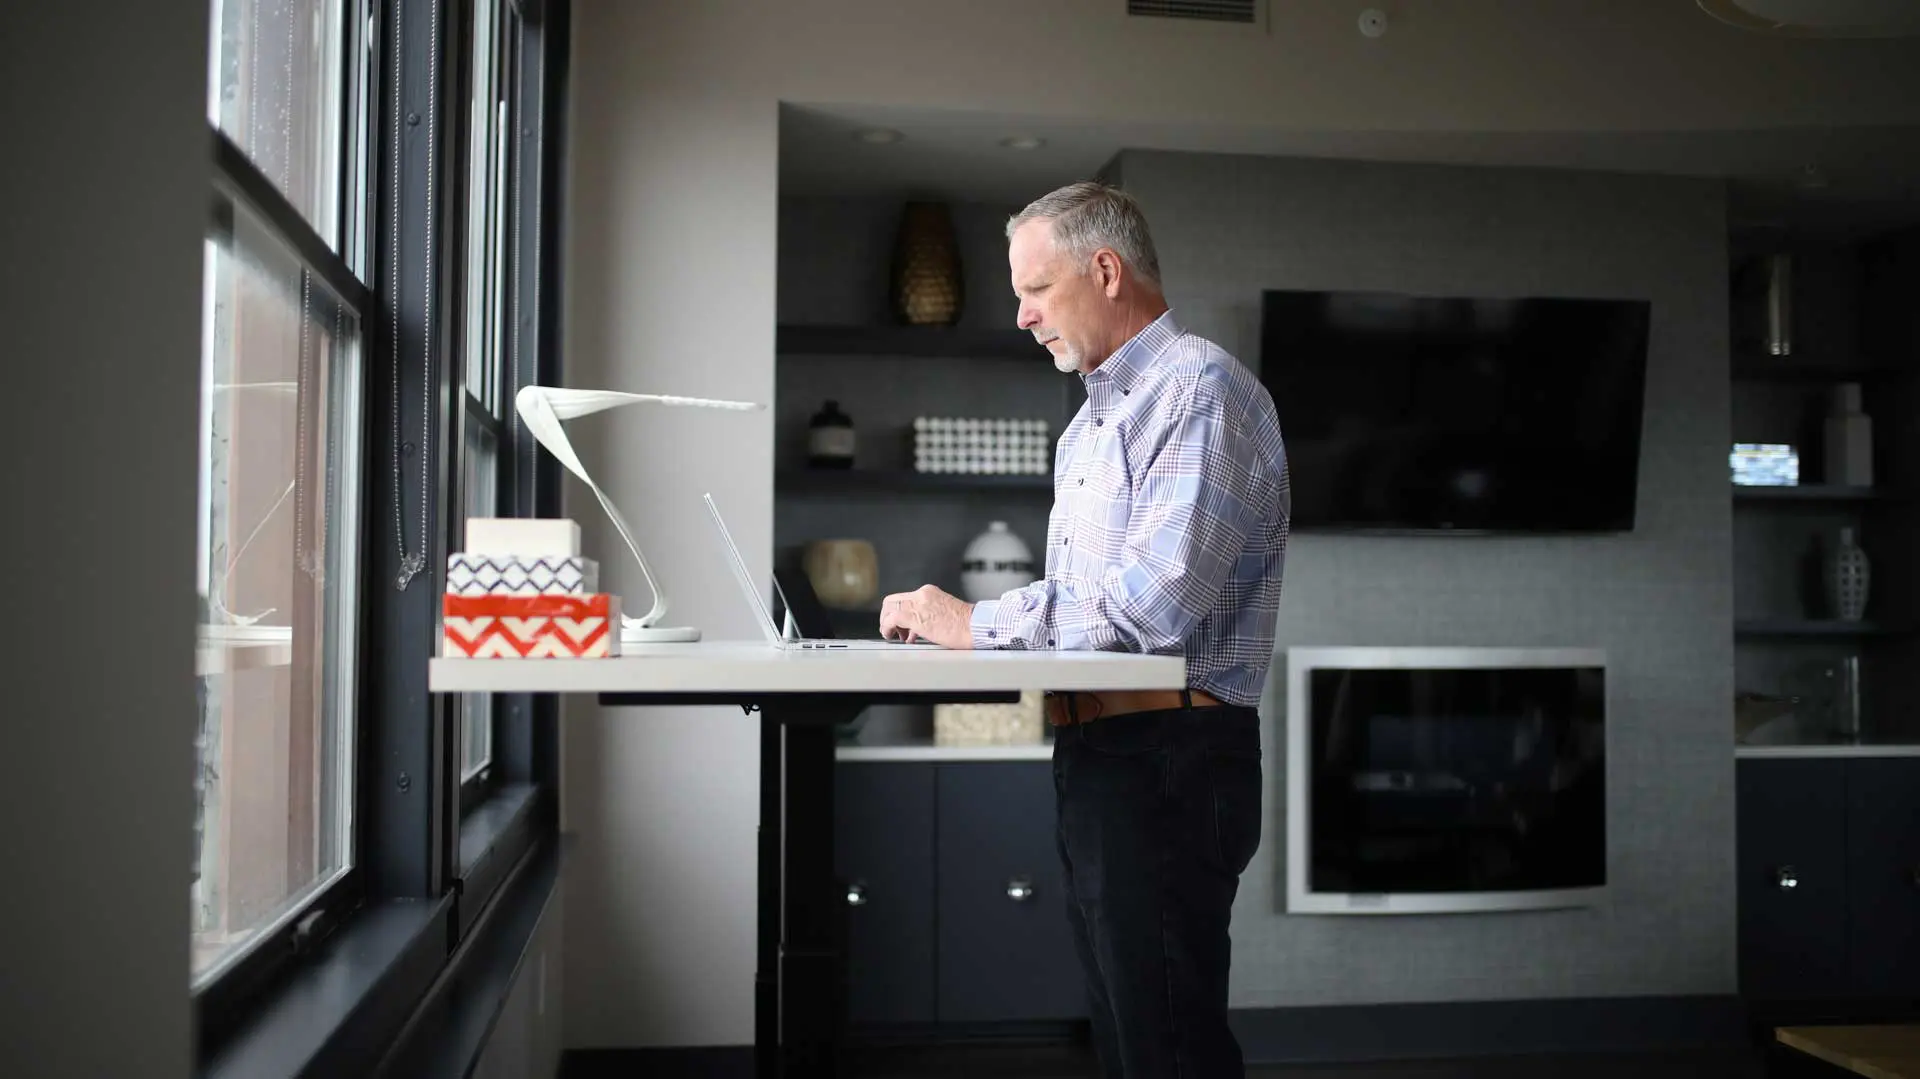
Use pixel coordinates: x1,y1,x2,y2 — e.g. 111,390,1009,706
969,312,1290,708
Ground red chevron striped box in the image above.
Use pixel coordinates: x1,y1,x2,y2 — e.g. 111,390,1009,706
441,593,621,658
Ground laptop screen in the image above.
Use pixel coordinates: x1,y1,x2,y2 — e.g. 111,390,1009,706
701,493,787,646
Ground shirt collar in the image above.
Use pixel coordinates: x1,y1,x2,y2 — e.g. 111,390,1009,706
1085,309,1182,396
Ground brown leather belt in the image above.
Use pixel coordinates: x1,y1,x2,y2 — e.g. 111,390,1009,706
1046,688,1224,726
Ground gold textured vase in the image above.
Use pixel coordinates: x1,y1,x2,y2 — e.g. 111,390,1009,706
890,201,963,326
803,539,879,610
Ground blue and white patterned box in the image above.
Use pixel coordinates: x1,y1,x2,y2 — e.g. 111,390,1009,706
447,554,600,596
1731,443,1799,487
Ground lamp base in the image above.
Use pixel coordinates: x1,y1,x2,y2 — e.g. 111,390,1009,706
621,623,702,644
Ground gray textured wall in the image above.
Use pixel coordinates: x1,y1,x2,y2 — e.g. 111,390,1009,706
1111,150,1738,1006
5,2,203,1074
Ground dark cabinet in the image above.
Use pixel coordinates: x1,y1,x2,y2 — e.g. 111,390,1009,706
936,763,1086,1023
1737,758,1851,999
835,762,937,1025
835,759,1086,1029
1737,755,1920,1003
1845,759,1920,998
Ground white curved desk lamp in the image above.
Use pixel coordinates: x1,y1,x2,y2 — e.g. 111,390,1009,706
514,385,764,644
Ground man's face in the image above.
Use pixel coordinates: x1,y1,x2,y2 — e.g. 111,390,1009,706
1010,219,1106,375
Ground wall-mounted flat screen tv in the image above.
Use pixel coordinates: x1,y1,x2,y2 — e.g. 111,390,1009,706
1259,290,1651,533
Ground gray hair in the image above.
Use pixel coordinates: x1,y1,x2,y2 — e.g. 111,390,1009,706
1007,181,1162,288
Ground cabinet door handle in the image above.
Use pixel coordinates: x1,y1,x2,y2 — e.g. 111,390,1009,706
1006,876,1035,902
846,881,868,907
1776,865,1798,891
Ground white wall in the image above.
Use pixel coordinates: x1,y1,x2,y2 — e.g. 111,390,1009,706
1,4,205,1075
473,878,567,1079
560,0,1920,1048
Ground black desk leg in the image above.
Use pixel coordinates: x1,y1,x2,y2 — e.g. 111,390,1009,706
755,712,782,1079
779,720,841,1075
755,707,846,1078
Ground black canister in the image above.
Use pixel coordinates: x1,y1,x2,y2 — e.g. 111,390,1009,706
808,400,855,469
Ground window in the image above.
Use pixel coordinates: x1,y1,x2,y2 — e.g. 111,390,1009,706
457,0,519,796
208,0,346,239
195,0,365,987
193,0,568,1066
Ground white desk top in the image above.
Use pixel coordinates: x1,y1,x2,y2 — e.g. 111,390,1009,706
428,640,1186,696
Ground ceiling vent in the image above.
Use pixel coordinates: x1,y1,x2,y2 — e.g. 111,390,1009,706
1127,0,1262,25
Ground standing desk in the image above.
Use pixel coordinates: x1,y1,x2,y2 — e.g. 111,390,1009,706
430,642,1186,1075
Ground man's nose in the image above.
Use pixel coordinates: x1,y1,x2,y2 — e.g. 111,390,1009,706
1016,303,1039,330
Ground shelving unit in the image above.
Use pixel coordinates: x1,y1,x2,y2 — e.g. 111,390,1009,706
777,468,1054,495
1727,231,1920,751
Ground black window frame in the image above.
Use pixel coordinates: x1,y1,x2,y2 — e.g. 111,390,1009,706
194,0,568,1072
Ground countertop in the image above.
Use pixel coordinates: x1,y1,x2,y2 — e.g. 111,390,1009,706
1735,741,1920,759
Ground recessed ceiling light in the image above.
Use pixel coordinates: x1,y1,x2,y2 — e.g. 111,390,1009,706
999,136,1046,151
855,128,903,145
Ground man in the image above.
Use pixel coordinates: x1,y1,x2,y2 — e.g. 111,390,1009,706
879,181,1290,1077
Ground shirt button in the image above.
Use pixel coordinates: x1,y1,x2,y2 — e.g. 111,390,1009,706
987,630,997,639
1095,418,1103,427
1047,638,1056,646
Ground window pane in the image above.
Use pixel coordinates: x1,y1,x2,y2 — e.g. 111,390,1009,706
194,197,361,986
462,695,494,781
463,0,515,418
461,417,498,781
207,0,346,243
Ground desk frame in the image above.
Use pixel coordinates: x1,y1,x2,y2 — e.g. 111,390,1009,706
598,690,1019,1078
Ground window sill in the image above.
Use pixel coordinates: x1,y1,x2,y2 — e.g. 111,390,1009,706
199,826,564,1079
201,896,453,1079
377,834,564,1078
459,781,546,939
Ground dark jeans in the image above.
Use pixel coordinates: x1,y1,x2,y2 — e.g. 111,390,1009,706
1053,704,1263,1078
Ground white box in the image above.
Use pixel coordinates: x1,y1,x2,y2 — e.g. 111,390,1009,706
465,518,581,558
934,690,1046,746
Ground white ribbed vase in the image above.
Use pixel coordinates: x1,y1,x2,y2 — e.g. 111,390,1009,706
960,521,1036,602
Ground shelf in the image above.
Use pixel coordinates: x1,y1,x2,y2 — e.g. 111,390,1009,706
823,606,881,637
1734,618,1911,638
777,324,1046,361
1731,357,1908,382
777,469,1054,494
1733,484,1907,502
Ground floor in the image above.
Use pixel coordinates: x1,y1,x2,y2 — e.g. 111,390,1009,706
844,1043,1784,1078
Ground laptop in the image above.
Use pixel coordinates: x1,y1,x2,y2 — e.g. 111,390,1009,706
703,492,941,650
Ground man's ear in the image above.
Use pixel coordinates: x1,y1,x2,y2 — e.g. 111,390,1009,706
1094,249,1124,298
